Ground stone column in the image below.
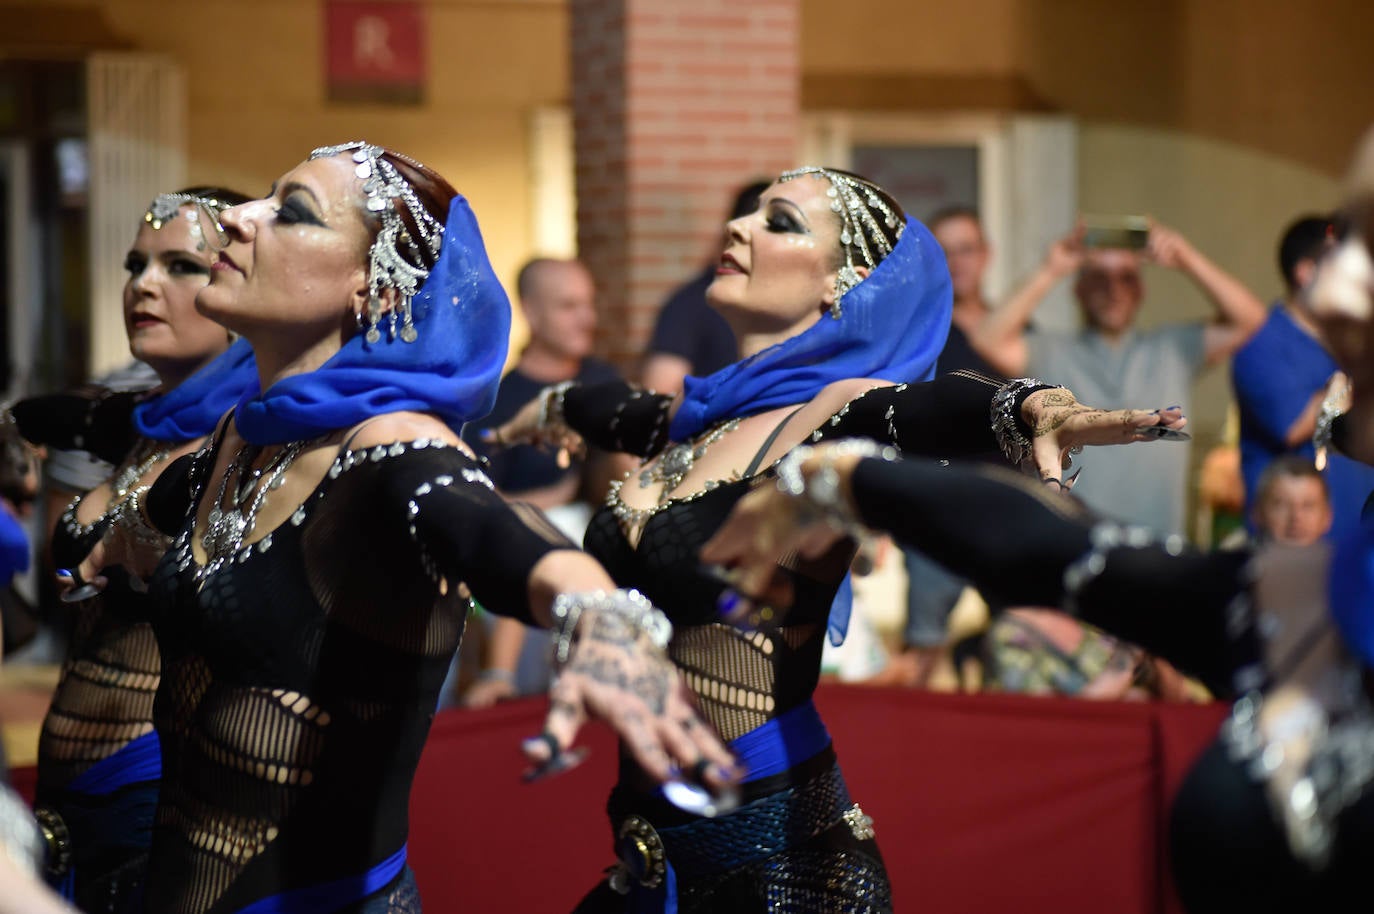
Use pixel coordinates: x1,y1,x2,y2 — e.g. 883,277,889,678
570,0,800,370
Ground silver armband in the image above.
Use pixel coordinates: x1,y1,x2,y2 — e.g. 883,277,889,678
774,439,899,535
990,377,1056,466
551,588,672,668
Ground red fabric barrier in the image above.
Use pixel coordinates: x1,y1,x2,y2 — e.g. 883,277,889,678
8,686,1230,913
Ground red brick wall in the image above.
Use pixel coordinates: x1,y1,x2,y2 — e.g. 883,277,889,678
571,0,800,373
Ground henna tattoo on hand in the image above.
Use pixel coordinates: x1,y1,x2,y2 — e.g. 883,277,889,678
570,652,671,715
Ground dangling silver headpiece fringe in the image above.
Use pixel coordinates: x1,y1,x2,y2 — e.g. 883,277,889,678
145,192,234,253
777,166,904,318
310,140,445,344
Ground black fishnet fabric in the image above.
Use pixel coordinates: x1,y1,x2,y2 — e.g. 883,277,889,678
145,444,564,914
575,374,1016,905
39,494,164,786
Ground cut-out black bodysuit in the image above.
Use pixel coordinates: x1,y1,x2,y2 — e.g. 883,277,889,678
144,435,565,914
566,371,1017,914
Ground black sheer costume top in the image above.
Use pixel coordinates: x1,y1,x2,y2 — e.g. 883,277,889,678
140,434,569,914
569,370,1020,749
38,472,165,791
11,391,165,792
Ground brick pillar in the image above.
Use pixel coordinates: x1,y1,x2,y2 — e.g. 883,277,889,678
571,0,800,372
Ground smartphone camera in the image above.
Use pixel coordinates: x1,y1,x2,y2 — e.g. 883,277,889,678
1082,215,1150,251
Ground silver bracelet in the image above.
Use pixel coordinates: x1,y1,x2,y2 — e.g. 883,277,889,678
550,588,672,668
537,381,577,434
774,439,899,535
990,378,1056,466
1313,375,1349,462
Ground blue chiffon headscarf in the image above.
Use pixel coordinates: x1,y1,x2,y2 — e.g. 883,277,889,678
131,338,257,443
670,215,951,440
233,195,511,446
671,213,953,645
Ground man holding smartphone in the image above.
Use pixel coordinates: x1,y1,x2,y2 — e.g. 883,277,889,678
971,218,1267,537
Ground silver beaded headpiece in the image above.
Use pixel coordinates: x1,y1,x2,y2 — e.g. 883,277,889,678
777,166,904,317
310,140,445,344
145,192,234,252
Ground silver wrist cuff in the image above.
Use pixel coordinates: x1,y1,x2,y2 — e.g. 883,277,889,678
990,377,1055,466
551,588,672,667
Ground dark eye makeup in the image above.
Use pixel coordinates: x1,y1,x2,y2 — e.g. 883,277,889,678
275,196,322,227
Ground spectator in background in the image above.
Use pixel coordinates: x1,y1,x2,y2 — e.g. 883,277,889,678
927,205,1013,377
460,257,623,706
1250,456,1333,547
1231,214,1374,540
975,221,1268,536
640,179,770,395
874,206,1004,688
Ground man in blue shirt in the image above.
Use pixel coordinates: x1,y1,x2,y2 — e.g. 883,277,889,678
1232,214,1374,538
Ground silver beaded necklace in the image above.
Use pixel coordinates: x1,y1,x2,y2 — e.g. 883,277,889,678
201,439,315,570
64,441,172,538
607,417,741,532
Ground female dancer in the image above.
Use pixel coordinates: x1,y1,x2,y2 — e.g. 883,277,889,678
701,180,1374,911
73,143,733,913
491,166,1187,912
10,188,255,913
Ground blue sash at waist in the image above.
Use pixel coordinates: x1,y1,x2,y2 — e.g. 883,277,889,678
44,731,161,903
232,844,408,914
68,729,162,795
729,700,831,784
629,700,833,913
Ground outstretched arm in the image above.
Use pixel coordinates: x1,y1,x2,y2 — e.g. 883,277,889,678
822,371,1188,483
390,450,737,791
703,444,1253,697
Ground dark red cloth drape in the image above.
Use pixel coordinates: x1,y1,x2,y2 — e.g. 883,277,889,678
8,685,1228,913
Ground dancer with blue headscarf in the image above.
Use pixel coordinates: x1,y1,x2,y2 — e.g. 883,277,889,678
491,166,1187,913
8,187,256,914
67,143,735,914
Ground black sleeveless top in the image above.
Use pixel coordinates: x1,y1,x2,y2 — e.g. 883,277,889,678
143,434,567,914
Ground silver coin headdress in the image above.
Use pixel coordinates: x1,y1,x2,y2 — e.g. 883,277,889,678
310,140,445,344
777,166,904,317
144,192,234,253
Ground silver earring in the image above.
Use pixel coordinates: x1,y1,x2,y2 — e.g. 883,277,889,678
355,310,365,332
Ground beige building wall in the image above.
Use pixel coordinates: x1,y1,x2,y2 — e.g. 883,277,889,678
11,0,568,326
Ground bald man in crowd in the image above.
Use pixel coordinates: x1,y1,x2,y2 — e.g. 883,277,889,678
460,257,624,706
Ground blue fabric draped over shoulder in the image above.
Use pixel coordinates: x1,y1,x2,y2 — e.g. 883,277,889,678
234,195,511,446
132,338,257,443
669,215,952,441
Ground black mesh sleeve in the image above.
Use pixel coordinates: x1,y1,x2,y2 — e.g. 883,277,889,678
817,370,1050,461
382,450,577,625
850,456,1254,696
10,390,143,464
561,380,674,457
